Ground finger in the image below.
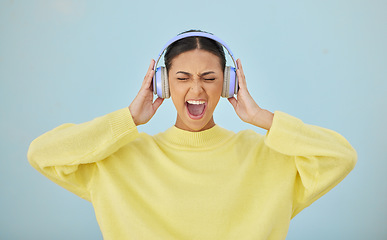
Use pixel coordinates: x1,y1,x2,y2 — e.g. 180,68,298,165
148,59,155,71
141,59,156,89
144,69,155,90
237,58,244,74
236,59,247,88
152,97,164,111
142,59,155,84
236,68,244,89
227,97,237,109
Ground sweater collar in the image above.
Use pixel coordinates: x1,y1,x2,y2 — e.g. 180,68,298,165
155,125,234,150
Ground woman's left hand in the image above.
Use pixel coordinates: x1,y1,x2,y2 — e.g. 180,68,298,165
228,59,274,130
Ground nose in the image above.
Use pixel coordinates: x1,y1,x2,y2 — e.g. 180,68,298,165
189,78,204,94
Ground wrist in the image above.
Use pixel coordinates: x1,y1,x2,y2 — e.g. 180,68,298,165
252,108,274,131
128,106,140,126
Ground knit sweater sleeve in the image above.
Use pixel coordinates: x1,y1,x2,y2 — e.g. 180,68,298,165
27,108,139,201
264,111,357,218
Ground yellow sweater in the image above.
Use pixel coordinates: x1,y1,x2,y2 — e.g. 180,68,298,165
28,108,357,240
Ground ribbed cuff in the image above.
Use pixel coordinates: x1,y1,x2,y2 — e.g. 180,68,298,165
108,107,138,140
264,111,304,155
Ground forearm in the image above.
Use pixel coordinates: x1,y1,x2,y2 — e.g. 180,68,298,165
28,108,138,170
264,111,357,216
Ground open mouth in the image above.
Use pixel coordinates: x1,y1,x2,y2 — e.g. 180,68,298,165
186,100,206,119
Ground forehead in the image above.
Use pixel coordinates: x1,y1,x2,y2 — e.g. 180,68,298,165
169,49,223,71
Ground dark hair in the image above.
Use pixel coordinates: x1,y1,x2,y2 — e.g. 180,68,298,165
164,30,226,72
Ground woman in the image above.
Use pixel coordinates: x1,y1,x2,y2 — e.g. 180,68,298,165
28,30,357,240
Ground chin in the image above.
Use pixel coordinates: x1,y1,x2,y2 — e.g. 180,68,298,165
186,123,209,132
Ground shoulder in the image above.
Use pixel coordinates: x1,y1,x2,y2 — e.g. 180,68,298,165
132,132,155,144
230,128,266,150
235,129,264,141
122,131,156,150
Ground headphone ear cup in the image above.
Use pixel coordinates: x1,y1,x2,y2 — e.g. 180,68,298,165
160,67,170,99
154,67,170,99
222,67,230,98
154,67,162,97
222,66,238,98
230,66,238,95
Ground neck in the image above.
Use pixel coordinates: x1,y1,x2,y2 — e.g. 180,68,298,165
174,116,216,132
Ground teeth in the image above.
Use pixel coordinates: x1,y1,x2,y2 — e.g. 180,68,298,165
187,100,205,105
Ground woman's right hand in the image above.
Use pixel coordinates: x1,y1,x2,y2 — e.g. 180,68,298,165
129,59,164,126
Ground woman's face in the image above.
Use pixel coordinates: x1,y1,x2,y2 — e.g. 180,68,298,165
168,49,224,132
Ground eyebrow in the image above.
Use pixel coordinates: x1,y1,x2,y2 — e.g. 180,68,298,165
176,71,215,77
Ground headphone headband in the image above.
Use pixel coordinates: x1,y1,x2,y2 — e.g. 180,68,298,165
154,32,237,70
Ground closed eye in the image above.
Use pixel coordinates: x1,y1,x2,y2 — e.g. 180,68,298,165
177,78,189,80
205,78,216,81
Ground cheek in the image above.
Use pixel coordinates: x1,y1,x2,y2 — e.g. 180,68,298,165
208,82,223,98
169,83,187,107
